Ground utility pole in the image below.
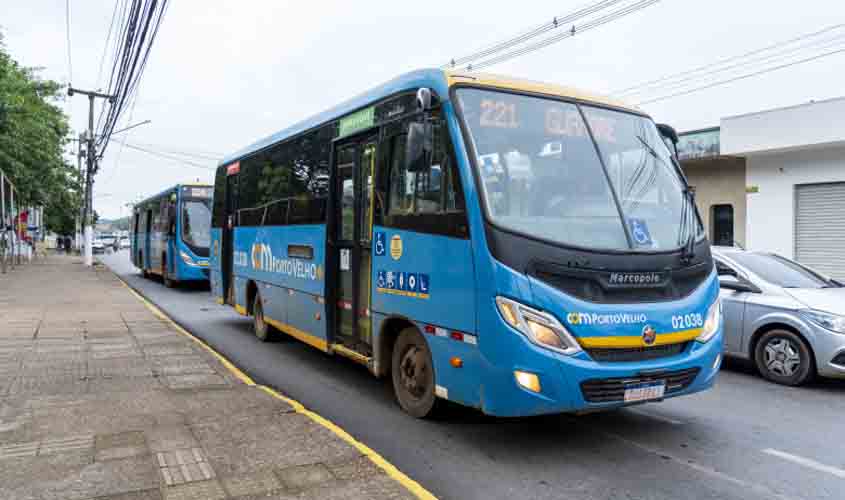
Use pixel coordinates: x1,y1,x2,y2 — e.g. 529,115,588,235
68,87,113,266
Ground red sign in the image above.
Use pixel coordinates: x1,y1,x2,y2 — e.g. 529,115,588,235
226,162,240,176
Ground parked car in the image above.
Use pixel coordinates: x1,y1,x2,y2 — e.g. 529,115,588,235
92,238,105,254
713,246,845,386
119,237,130,249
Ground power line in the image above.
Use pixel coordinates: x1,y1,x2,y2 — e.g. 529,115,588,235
96,0,123,89
442,0,625,69
121,143,217,170
614,23,845,97
468,0,660,72
636,47,845,105
622,32,845,100
125,142,225,160
64,0,73,82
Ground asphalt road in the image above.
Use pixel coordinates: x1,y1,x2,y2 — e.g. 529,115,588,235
102,250,845,500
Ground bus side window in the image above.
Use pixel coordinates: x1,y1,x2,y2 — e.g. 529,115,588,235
383,117,468,238
211,166,226,229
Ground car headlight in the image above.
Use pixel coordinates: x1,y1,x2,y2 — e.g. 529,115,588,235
495,296,581,355
801,309,845,334
696,298,722,343
179,250,197,266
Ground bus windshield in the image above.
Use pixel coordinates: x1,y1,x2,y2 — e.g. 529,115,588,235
456,88,701,252
182,199,211,249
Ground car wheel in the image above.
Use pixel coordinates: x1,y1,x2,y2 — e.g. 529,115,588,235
253,292,273,342
391,327,439,418
754,329,814,386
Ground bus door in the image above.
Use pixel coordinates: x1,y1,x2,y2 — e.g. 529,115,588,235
331,136,378,352
143,207,152,270
222,170,239,304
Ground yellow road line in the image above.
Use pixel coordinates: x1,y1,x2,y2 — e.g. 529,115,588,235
578,328,703,349
259,385,437,500
118,279,256,386
114,273,436,499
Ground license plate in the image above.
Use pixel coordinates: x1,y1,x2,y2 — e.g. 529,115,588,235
624,381,666,403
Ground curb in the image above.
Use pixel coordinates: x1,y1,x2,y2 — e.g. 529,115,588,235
113,270,437,500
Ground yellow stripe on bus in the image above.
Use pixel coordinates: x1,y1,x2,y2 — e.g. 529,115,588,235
265,316,329,352
578,328,703,349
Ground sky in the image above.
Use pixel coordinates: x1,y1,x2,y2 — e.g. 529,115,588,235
3,0,845,219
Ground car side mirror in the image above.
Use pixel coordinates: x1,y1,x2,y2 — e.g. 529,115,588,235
717,266,737,277
719,274,759,293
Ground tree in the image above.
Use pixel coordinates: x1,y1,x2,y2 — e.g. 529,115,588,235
0,30,80,234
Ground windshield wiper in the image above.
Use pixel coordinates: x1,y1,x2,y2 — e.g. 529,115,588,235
636,135,698,263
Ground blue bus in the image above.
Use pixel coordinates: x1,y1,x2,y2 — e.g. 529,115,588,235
131,184,212,287
210,69,723,418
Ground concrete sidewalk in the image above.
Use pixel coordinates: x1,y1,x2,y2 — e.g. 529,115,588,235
0,255,420,500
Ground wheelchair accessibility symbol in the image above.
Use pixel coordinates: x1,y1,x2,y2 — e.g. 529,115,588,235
629,218,653,246
374,232,386,256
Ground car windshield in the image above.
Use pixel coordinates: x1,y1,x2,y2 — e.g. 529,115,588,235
456,88,702,251
182,199,211,249
729,252,832,288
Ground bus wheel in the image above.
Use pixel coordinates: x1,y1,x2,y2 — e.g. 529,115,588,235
162,261,175,288
392,327,438,418
253,292,273,342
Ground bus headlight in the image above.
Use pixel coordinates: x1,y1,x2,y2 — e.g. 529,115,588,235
495,297,581,355
179,250,197,266
696,298,722,343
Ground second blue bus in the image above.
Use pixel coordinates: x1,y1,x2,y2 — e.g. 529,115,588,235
131,184,212,287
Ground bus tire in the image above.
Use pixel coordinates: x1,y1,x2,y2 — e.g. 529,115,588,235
253,291,273,342
392,327,439,418
162,259,176,288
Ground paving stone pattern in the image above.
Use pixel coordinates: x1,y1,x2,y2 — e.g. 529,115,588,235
0,256,414,500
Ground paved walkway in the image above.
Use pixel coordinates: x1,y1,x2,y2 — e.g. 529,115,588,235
0,255,418,500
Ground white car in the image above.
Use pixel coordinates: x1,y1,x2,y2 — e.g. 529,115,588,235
92,239,106,254
119,237,130,249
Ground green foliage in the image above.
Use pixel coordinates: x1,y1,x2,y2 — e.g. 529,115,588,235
0,31,81,234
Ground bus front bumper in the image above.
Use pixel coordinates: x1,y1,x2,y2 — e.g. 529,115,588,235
475,329,722,417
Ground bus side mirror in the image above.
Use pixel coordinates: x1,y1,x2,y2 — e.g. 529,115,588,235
656,123,680,158
406,122,433,172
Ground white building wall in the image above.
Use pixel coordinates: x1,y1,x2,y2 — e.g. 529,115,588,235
746,145,845,258
722,96,845,155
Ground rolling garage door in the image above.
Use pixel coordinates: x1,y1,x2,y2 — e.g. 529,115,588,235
795,182,845,280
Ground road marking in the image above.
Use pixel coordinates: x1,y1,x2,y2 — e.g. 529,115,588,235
763,448,845,479
115,274,438,500
626,407,684,425
583,424,800,500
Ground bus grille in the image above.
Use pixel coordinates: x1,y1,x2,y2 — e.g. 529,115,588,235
586,342,688,363
529,261,711,304
580,367,701,403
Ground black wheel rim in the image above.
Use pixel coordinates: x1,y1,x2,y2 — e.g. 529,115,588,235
399,345,428,400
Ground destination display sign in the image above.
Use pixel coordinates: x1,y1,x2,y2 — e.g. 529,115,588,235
183,186,212,198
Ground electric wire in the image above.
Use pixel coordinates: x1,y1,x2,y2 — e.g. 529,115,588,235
614,23,845,97
96,0,123,89
624,32,845,99
121,143,217,170
635,47,845,105
64,0,73,83
467,0,660,72
441,0,626,69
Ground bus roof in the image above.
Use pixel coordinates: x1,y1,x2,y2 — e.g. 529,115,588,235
444,70,639,113
219,68,640,167
133,183,212,209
